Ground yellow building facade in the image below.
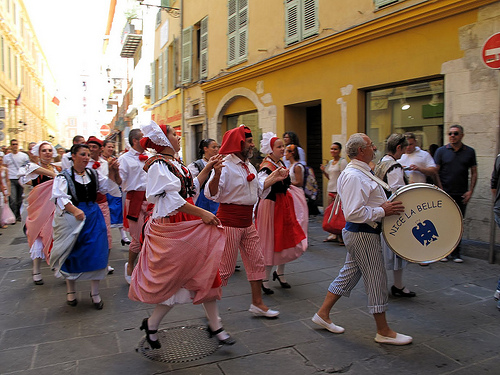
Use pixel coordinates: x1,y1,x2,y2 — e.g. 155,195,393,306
150,0,500,243
0,0,57,149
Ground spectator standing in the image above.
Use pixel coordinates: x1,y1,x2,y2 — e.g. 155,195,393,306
398,133,439,185
490,153,500,310
434,125,477,263
283,131,306,168
4,139,29,222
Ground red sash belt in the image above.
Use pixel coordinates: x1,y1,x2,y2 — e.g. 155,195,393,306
125,190,147,222
96,192,107,204
217,203,253,228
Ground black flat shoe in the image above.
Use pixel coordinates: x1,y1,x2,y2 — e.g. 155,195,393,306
207,325,236,345
261,280,274,295
90,293,104,310
66,292,78,306
273,271,291,289
32,273,44,285
140,318,161,349
391,285,416,298
121,239,131,246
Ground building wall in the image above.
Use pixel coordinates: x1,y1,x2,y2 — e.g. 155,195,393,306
200,1,500,244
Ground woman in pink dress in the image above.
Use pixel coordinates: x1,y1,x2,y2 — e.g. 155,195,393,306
128,120,234,349
19,141,59,285
255,133,308,294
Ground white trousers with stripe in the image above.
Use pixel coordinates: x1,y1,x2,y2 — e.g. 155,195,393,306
328,230,388,314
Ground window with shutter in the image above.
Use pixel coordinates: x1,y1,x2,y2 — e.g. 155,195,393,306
285,0,318,46
158,52,163,99
151,61,156,104
374,0,400,8
200,17,208,79
227,0,248,67
164,48,169,93
181,26,193,84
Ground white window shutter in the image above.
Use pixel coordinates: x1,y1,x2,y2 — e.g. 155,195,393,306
302,0,318,39
181,26,192,84
285,0,300,45
237,0,248,61
200,17,208,79
227,0,237,66
164,48,169,93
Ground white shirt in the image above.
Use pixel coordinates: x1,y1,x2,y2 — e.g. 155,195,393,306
18,162,57,186
61,152,72,170
381,155,405,193
187,159,207,203
205,154,264,205
325,158,348,193
398,147,436,184
146,160,200,218
337,159,386,226
51,170,111,211
118,148,148,193
4,152,29,178
289,162,305,187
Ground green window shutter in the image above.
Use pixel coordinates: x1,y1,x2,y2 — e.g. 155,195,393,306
200,17,208,79
158,52,163,99
227,0,237,66
181,26,192,84
302,0,318,39
161,0,171,7
285,0,300,45
237,0,248,62
374,0,398,8
173,37,179,88
164,48,169,93
151,61,156,104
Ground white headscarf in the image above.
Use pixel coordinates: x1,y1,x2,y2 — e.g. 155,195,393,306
260,132,278,155
140,120,173,150
31,141,57,157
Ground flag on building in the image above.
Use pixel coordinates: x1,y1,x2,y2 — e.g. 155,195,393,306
14,90,22,106
52,96,60,106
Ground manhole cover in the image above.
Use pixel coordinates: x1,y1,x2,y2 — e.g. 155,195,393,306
137,325,220,363
10,237,27,245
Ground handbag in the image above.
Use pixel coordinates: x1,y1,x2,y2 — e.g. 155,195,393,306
322,193,346,235
1,204,16,225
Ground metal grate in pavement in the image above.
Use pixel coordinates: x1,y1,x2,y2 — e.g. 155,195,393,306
137,325,220,363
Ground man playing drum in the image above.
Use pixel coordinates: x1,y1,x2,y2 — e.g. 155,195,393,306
312,133,413,345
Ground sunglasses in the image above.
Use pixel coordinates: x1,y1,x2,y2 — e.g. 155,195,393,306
448,131,460,136
11,143,18,146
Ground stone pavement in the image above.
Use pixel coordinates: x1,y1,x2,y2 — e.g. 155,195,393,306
0,216,499,375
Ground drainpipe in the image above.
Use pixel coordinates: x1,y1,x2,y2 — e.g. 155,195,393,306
180,0,185,161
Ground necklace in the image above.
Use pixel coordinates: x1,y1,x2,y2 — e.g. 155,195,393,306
73,167,86,176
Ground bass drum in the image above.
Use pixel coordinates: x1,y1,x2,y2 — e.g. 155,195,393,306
382,183,463,264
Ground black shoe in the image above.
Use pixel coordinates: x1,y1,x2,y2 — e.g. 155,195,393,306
90,293,104,310
66,292,78,306
273,271,291,288
261,282,274,295
207,325,236,345
140,318,161,349
32,273,44,285
391,285,416,298
121,239,131,246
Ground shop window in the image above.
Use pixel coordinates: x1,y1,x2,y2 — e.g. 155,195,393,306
366,79,444,158
226,111,261,167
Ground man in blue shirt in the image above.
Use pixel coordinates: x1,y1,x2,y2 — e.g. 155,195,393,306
434,125,477,262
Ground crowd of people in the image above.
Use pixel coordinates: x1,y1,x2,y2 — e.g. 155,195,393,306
1,120,498,351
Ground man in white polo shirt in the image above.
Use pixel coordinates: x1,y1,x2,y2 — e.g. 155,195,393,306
4,139,29,222
398,132,438,185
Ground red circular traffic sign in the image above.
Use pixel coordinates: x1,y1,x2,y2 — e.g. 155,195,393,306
482,32,500,69
100,124,110,137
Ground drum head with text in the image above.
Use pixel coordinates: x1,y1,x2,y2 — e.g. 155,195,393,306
382,183,463,263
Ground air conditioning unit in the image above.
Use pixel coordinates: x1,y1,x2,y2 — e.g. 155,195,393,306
144,85,151,97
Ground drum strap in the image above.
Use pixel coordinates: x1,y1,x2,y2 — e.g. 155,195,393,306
347,164,391,191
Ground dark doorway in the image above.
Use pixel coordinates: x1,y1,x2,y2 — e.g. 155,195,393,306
307,105,323,207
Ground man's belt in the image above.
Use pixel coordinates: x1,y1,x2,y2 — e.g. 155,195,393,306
217,203,253,228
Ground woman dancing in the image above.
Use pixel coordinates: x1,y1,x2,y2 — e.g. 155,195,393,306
256,133,308,294
128,120,234,349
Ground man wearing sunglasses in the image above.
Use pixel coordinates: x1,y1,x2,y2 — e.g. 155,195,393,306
434,125,477,263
